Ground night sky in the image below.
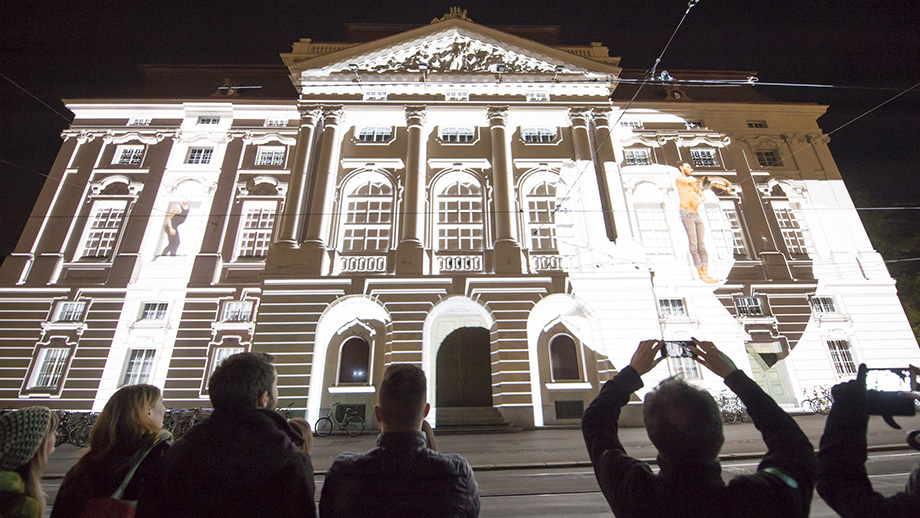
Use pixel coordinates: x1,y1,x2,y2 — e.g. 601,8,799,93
2,0,919,260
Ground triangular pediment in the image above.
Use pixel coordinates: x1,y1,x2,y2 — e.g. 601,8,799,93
287,18,620,79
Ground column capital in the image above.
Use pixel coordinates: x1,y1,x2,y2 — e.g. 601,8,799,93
592,109,615,128
487,106,510,127
298,105,323,126
404,106,428,127
321,105,345,126
567,107,594,127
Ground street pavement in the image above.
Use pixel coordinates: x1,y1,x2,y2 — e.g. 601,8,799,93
45,412,920,478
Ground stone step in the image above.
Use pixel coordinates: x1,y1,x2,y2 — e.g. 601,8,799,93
434,406,522,434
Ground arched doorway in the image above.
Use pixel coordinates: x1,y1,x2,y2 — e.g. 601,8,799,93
436,327,492,407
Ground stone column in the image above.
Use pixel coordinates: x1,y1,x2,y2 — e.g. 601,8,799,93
488,106,522,273
276,105,321,247
396,106,428,274
301,105,345,274
590,109,620,241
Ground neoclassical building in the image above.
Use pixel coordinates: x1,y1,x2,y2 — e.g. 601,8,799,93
1,12,917,429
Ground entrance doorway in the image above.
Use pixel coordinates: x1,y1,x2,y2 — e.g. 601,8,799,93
746,342,790,404
436,327,492,407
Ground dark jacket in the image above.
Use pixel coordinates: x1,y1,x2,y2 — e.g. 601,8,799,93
582,366,816,518
320,431,479,518
51,434,171,518
136,408,316,518
817,377,920,517
0,470,40,518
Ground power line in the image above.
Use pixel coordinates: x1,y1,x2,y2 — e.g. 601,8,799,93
0,72,74,123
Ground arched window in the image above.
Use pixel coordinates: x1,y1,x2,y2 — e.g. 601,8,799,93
437,180,483,251
525,180,557,251
342,180,393,252
338,337,370,384
549,334,580,381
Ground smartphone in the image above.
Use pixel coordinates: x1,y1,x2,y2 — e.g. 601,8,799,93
866,368,917,392
663,340,694,358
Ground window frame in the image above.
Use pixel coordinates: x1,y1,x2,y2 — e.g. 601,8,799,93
658,298,688,319
826,338,858,378
256,145,286,167
747,120,768,129
139,302,169,321
772,202,811,256
121,349,156,386
27,346,71,391
668,355,702,378
197,116,220,125
221,300,255,322
114,145,145,166
633,202,674,257
438,127,476,143
337,337,371,385
445,90,469,101
362,90,388,101
77,199,128,259
623,148,652,166
521,127,557,144
340,179,394,253
523,179,558,252
548,334,582,382
689,148,720,167
234,200,278,260
53,301,87,322
356,127,394,143
185,147,214,165
734,296,767,317
435,179,485,252
128,117,152,126
755,149,784,168
525,91,550,102
811,296,837,315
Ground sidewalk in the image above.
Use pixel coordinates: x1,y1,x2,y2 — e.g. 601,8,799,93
45,412,920,478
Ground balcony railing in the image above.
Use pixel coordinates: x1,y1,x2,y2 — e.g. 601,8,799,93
340,255,387,273
530,254,569,271
437,255,482,272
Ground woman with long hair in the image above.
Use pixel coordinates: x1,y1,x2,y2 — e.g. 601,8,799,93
51,384,171,518
0,406,60,517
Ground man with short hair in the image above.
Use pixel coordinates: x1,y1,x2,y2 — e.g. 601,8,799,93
320,363,479,517
675,160,724,283
582,338,816,517
138,352,316,518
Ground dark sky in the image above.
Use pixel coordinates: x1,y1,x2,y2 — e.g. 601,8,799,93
2,0,919,259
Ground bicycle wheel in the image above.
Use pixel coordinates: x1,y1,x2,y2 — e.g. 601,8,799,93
344,415,365,437
315,416,333,437
817,399,831,415
69,424,91,447
801,400,816,414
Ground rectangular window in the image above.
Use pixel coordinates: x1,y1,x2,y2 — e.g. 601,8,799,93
756,150,783,167
115,145,145,165
236,203,276,258
80,201,127,258
658,298,687,318
128,118,151,126
525,91,549,102
735,297,765,316
29,347,70,389
264,118,287,127
357,127,393,143
624,149,651,166
197,116,220,125
440,127,474,143
620,121,642,129
811,296,837,314
704,204,747,258
222,301,254,322
140,302,168,321
445,90,469,101
122,349,155,386
634,203,673,256
256,146,285,166
185,147,214,165
685,120,703,129
362,90,388,101
669,356,701,378
827,339,857,377
521,127,555,143
774,205,810,255
54,301,86,322
210,347,244,378
690,148,719,167
747,120,768,128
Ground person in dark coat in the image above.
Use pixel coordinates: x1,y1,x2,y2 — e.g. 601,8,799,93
320,363,479,518
817,364,920,517
582,338,816,517
137,352,316,518
52,384,171,517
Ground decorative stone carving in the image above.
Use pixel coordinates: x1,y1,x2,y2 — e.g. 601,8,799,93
404,106,428,127
675,133,731,148
60,129,110,143
321,105,346,126
298,105,323,125
105,130,179,145
487,106,509,126
226,131,297,145
431,6,473,24
89,175,144,197
592,110,614,128
567,107,594,126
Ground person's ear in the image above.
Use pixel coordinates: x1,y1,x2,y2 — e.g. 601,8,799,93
422,403,430,418
257,391,269,408
374,405,383,423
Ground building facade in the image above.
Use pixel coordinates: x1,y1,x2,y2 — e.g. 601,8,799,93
1,14,917,429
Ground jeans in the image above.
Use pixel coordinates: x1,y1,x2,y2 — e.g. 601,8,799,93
680,210,708,268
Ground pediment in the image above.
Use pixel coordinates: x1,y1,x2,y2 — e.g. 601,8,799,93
288,18,620,79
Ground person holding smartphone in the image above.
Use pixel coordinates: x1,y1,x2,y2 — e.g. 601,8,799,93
582,338,816,517
817,364,920,516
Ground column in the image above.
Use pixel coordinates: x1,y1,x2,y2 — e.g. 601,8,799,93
396,106,428,274
276,105,322,247
488,106,522,273
590,109,620,241
301,105,345,274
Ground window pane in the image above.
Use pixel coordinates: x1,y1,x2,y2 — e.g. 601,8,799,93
31,348,70,388
222,301,254,321
339,338,370,384
122,349,156,386
237,206,277,257
342,181,392,252
82,203,126,258
437,181,483,250
526,181,557,250
634,203,672,256
141,302,168,320
550,335,580,381
55,302,86,322
658,298,687,318
828,340,857,377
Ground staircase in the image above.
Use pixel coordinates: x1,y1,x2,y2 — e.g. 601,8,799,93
434,406,522,434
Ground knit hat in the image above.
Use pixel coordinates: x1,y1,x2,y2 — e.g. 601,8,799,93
0,407,53,471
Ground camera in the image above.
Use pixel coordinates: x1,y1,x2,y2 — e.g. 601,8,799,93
864,367,918,427
663,340,694,358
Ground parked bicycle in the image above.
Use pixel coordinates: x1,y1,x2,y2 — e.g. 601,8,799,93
801,386,834,414
716,391,748,424
164,407,208,440
315,402,365,437
67,412,98,447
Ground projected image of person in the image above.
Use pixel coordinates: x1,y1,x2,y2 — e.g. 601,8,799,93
675,161,731,283
160,201,189,256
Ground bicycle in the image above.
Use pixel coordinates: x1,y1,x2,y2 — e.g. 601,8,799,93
315,402,365,437
801,386,833,415
716,391,748,424
67,412,97,447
